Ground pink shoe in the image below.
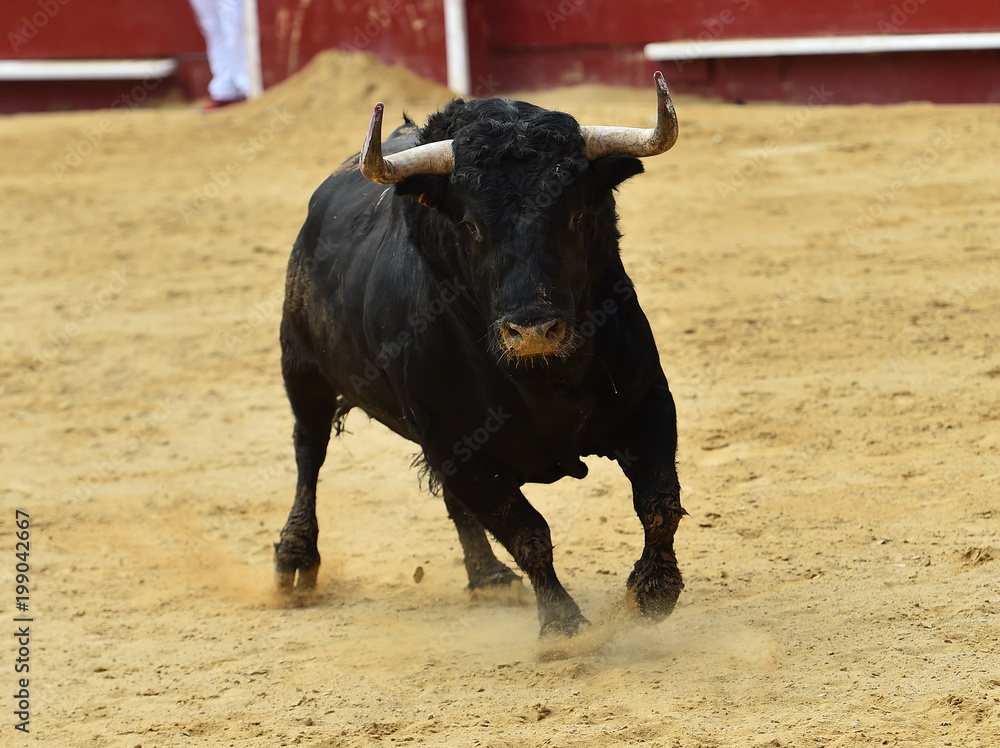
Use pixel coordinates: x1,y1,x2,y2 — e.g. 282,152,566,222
201,96,246,112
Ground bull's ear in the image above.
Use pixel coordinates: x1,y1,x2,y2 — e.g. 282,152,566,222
590,155,645,192
395,175,451,212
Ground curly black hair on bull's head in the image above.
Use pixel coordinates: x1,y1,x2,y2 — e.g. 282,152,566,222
394,97,646,367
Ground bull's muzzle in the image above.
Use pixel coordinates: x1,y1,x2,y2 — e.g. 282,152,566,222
499,317,570,358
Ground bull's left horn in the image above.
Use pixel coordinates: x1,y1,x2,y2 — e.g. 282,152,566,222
360,102,455,184
581,71,678,160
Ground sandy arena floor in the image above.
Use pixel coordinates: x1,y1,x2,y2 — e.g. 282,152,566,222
2,52,999,746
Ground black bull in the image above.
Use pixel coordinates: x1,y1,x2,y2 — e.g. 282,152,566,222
273,74,686,636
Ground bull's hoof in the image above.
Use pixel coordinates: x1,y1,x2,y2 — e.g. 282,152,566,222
539,610,589,638
274,564,319,592
538,596,589,638
627,567,683,621
470,571,530,606
273,541,320,593
468,562,522,591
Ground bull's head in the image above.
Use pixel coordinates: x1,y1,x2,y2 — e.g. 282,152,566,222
359,72,678,367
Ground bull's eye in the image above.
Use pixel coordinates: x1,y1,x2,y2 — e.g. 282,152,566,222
461,220,481,241
570,211,585,229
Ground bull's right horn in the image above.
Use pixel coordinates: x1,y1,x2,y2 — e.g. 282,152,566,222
580,71,678,160
360,102,455,184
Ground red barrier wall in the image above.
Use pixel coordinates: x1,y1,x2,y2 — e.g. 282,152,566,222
1,0,210,112
250,0,1000,103
2,0,1000,111
4,1,204,58
478,0,1000,102
486,0,1000,47
255,0,447,90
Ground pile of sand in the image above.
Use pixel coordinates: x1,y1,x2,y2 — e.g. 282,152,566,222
229,50,455,136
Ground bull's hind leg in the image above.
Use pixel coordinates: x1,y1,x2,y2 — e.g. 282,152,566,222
442,488,521,590
445,478,585,636
273,321,339,591
618,382,686,620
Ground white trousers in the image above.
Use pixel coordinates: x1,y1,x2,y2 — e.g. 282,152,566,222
189,0,249,101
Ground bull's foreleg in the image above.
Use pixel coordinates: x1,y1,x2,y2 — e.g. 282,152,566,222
618,382,686,620
445,479,586,636
442,488,522,590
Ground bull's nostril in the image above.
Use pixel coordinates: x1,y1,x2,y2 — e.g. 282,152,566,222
502,323,525,350
542,319,565,341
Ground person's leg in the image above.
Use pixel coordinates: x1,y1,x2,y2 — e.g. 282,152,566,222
189,0,246,102
214,0,248,100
